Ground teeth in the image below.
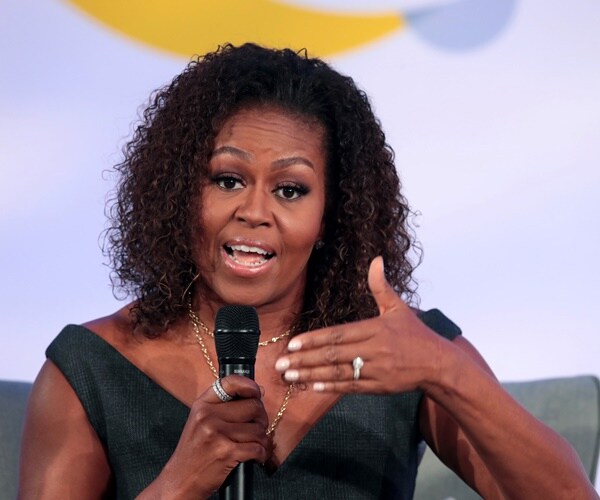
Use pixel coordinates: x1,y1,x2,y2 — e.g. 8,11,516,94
230,255,268,267
229,244,271,256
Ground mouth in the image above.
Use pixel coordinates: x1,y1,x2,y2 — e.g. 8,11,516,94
224,243,275,267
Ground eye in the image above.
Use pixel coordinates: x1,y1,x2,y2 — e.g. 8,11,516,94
213,174,244,191
274,183,309,200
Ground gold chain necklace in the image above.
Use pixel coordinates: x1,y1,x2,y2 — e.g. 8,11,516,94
188,307,292,346
188,307,295,436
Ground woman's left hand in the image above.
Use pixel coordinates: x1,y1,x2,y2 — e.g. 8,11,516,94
275,256,449,394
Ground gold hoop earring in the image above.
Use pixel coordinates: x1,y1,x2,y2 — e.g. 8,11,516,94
181,272,200,301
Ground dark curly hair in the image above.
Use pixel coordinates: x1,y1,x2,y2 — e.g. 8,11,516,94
105,43,420,336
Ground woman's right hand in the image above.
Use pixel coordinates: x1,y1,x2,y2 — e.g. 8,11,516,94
144,375,270,499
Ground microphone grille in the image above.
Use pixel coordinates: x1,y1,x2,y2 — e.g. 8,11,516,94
214,305,260,359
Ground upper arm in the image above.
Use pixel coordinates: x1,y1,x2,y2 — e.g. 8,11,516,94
18,360,113,499
419,336,503,498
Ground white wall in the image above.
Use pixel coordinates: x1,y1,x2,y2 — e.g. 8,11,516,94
1,0,598,403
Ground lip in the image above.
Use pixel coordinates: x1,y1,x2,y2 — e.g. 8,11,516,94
221,237,277,277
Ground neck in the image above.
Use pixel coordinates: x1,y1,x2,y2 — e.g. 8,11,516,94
191,294,301,341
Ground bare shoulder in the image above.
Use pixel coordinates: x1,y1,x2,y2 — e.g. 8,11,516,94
17,307,137,498
19,360,113,498
82,304,137,347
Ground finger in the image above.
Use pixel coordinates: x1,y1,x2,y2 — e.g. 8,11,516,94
217,421,271,445
285,321,372,354
202,375,262,404
228,441,271,465
367,256,399,315
209,437,271,468
280,361,362,384
214,398,268,426
311,379,383,394
276,340,366,372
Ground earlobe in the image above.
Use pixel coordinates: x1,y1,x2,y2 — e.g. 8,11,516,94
315,219,326,250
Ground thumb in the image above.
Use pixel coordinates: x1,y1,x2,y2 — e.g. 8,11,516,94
368,256,400,315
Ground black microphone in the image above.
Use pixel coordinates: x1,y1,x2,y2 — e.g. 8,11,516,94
214,305,260,500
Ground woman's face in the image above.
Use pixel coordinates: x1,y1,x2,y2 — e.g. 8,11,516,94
196,106,327,314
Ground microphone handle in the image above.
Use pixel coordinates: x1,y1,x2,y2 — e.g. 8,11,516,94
219,363,254,500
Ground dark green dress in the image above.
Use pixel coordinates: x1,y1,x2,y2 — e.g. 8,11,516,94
46,309,460,499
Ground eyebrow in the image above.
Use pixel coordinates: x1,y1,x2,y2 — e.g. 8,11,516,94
212,146,315,170
272,156,314,170
212,146,253,162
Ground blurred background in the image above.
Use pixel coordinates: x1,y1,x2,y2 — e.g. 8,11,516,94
1,0,598,419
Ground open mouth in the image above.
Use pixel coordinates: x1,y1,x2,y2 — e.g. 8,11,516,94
224,244,275,267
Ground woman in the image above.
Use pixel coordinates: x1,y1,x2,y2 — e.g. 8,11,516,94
19,44,596,499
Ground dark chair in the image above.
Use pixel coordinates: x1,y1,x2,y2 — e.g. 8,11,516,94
414,375,600,499
0,380,32,500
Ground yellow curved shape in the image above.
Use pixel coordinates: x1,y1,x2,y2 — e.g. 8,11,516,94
65,0,404,57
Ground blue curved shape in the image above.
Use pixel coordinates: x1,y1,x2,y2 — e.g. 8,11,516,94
406,0,518,51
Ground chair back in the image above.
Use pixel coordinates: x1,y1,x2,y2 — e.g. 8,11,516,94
0,380,32,500
414,375,600,499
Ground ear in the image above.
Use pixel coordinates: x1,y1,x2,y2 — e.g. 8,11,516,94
314,218,326,248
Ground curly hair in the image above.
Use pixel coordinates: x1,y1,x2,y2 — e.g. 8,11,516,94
105,43,420,336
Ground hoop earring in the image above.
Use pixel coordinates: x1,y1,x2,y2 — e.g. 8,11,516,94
181,272,200,301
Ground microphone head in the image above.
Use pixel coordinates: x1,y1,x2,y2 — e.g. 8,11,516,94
214,305,260,362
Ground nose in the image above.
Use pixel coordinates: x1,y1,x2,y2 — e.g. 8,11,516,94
234,186,272,227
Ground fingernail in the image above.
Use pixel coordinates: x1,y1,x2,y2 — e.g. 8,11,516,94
313,382,325,392
288,339,301,351
284,370,299,382
275,358,290,371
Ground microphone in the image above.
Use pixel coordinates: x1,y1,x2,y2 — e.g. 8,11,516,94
214,305,260,500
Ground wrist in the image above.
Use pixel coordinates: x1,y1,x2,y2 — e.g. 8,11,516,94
420,334,466,402
137,460,212,500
